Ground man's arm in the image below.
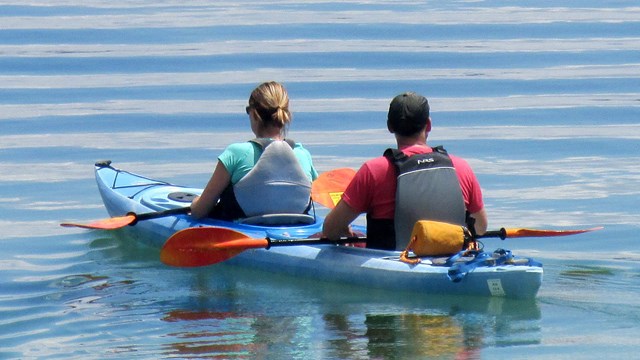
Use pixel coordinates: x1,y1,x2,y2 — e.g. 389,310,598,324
322,200,361,240
469,207,488,235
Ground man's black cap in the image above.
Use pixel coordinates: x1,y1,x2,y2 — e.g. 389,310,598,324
387,92,430,136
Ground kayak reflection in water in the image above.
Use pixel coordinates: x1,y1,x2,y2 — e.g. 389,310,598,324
323,91,488,250
190,81,318,221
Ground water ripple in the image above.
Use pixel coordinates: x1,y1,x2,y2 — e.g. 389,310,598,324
3,4,639,29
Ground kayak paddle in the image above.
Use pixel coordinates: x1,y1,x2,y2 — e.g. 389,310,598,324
160,227,363,267
161,222,603,267
60,206,191,230
311,167,356,209
61,168,354,230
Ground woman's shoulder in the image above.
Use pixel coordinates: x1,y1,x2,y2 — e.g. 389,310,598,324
219,142,257,164
224,141,256,152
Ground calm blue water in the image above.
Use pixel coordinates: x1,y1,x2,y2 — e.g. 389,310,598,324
1,1,639,359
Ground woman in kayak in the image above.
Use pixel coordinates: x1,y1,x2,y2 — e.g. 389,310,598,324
190,81,318,220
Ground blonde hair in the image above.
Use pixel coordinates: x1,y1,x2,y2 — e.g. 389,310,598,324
248,81,292,132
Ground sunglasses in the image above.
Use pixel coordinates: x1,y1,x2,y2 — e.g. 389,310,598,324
245,106,251,114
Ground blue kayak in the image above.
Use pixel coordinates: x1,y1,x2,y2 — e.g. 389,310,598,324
94,161,543,299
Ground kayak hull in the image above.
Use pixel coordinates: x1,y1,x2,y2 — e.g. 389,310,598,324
95,162,543,299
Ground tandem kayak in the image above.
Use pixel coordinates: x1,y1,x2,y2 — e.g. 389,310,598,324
92,161,543,299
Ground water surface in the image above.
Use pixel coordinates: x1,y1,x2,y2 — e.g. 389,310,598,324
1,1,639,359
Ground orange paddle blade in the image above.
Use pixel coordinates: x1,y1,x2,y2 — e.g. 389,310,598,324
311,168,356,209
160,227,268,267
60,214,137,230
503,226,603,238
61,207,190,230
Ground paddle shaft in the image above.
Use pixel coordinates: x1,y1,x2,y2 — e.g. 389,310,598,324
477,229,507,240
265,236,364,249
132,206,191,224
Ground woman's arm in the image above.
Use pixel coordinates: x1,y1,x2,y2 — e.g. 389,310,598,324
190,162,232,219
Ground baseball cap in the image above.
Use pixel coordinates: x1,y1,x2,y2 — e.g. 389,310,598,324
387,92,430,136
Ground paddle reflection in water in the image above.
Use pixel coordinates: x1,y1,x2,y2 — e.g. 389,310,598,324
162,310,264,356
156,264,541,358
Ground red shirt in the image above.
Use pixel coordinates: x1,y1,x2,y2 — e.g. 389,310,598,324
342,144,484,219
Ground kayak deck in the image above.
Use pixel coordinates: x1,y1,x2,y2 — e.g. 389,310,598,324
94,161,543,299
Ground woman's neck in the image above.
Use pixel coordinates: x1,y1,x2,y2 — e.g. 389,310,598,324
254,130,284,140
253,122,283,139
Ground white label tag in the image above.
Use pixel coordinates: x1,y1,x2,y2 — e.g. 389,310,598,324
487,278,506,297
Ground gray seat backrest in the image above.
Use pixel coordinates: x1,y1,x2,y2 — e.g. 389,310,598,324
233,141,312,217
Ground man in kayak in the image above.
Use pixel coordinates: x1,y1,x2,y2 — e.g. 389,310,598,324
190,81,318,221
322,92,487,250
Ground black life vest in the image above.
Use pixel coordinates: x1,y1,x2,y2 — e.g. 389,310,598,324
366,146,466,250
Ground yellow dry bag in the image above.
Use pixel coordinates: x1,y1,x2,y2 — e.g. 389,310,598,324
400,220,473,264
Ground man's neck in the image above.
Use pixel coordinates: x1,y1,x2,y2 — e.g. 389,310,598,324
395,135,427,149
